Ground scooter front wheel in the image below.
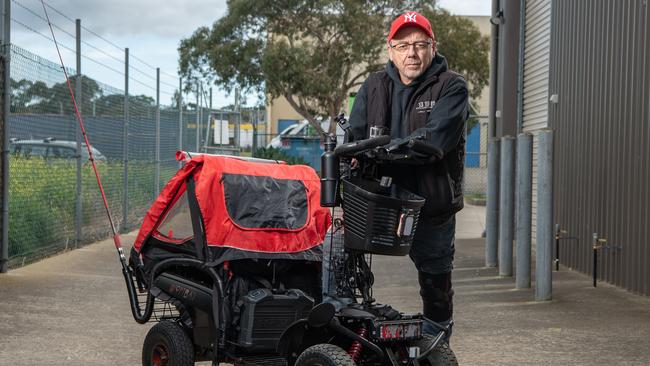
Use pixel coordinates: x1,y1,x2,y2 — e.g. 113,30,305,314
295,343,356,366
409,334,458,366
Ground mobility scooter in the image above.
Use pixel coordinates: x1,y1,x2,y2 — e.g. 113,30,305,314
124,118,456,365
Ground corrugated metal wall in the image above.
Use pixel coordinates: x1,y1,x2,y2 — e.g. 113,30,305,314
548,0,650,295
522,0,552,241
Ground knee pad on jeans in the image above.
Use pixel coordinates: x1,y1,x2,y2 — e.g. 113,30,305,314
418,271,454,322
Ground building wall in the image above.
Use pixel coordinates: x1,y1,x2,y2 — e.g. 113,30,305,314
522,0,553,242
464,16,491,116
265,96,304,135
548,0,650,295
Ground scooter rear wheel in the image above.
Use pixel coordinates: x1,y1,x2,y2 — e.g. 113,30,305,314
142,321,195,366
295,343,356,366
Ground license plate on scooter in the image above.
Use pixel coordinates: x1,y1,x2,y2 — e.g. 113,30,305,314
373,320,422,341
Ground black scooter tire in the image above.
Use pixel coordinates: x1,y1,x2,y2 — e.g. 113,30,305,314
295,343,356,366
142,321,195,366
411,334,458,366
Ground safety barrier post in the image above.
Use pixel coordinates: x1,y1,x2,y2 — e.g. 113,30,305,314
515,133,532,288
536,129,553,300
499,136,515,276
485,138,500,267
178,77,183,169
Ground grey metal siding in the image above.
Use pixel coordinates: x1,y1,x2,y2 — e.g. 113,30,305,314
522,0,552,240
548,0,649,295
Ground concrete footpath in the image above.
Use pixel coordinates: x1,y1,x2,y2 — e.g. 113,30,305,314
1,203,650,365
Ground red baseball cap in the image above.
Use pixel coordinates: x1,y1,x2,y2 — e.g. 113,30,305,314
388,11,434,41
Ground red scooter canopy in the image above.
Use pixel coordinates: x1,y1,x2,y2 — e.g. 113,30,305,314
133,154,331,258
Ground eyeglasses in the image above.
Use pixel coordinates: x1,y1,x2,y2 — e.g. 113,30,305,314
389,40,433,53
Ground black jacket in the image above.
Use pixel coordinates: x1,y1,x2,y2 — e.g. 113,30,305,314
349,54,469,222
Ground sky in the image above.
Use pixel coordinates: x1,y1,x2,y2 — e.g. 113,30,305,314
9,0,491,109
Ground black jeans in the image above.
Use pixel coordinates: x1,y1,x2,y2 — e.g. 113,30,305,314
410,215,455,326
409,215,455,275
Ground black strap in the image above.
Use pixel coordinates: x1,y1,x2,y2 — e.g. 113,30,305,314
186,176,206,261
367,71,392,133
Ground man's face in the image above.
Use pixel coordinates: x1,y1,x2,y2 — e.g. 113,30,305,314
387,26,436,85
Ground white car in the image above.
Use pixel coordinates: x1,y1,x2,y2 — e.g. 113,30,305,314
267,119,344,148
266,122,308,148
10,137,107,162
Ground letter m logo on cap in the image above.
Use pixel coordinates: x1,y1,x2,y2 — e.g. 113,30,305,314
404,12,418,22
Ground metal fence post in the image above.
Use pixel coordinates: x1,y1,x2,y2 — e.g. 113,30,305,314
0,0,10,273
196,82,200,152
486,138,500,267
499,136,515,276
252,108,258,154
516,133,533,288
536,129,554,300
154,67,160,197
75,19,82,247
178,77,183,168
122,48,129,229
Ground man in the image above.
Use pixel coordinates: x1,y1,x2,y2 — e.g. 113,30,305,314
348,11,468,338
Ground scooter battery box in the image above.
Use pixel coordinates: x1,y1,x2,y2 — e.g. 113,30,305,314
238,288,314,351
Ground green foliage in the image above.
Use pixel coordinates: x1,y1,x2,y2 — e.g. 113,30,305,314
7,157,157,261
253,146,309,165
11,75,100,115
178,1,489,133
10,77,159,118
419,8,490,102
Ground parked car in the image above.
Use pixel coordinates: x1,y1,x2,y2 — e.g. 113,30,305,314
267,119,344,149
266,122,308,148
9,137,107,162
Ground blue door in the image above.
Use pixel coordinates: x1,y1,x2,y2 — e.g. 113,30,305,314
465,123,480,168
278,119,299,133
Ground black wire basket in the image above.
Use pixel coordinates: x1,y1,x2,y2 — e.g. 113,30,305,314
342,177,425,256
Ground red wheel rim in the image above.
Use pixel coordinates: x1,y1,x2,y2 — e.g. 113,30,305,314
152,344,169,366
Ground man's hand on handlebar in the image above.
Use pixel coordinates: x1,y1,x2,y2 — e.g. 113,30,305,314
334,135,443,165
350,158,359,169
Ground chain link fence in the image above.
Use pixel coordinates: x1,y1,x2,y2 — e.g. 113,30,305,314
463,115,488,203
7,44,248,267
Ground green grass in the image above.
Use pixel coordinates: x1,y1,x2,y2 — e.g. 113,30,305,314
8,157,161,262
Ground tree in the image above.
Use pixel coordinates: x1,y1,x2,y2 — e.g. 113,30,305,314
93,94,156,117
420,8,489,103
10,76,101,115
10,77,158,118
179,1,489,135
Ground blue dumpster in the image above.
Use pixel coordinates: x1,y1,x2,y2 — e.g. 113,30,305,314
279,136,323,171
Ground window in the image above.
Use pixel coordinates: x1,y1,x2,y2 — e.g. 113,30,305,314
303,124,319,137
24,145,48,158
49,146,76,158
222,173,308,230
155,190,194,242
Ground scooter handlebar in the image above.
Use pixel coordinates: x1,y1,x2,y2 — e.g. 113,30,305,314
407,139,444,161
333,135,391,157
